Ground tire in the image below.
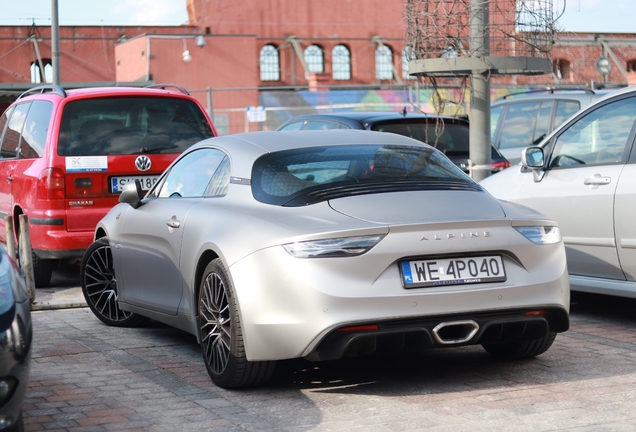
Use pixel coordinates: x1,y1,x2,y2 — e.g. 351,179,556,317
80,238,146,327
482,332,557,360
31,251,55,288
198,258,275,389
6,409,24,432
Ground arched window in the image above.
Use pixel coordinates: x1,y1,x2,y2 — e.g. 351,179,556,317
375,45,393,80
553,58,571,80
627,60,636,72
30,59,52,84
259,45,280,81
304,45,324,73
332,45,351,80
402,46,416,80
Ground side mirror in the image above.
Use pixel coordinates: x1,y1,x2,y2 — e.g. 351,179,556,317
521,146,545,182
119,179,144,209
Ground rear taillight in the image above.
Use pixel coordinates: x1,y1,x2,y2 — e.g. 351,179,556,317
491,160,511,172
38,168,65,200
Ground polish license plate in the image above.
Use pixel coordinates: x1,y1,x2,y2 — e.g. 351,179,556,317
400,255,506,289
110,175,159,193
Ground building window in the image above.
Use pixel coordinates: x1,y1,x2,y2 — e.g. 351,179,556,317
260,45,280,81
332,45,351,80
553,58,571,80
627,60,636,72
402,46,416,80
304,45,324,73
376,45,393,80
30,59,52,84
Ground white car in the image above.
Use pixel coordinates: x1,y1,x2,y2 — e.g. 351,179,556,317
481,86,636,299
81,130,570,389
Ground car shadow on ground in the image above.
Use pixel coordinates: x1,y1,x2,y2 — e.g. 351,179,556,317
49,260,81,287
570,291,636,323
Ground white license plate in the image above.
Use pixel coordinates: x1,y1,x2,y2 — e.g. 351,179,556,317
400,255,506,289
110,176,159,193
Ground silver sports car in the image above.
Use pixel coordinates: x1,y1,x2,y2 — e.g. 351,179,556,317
80,130,570,389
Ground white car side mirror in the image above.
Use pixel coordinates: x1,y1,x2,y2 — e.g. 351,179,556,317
521,147,545,182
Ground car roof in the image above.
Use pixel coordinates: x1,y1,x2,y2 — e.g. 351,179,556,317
191,129,430,179
14,85,194,103
278,111,468,128
491,88,616,107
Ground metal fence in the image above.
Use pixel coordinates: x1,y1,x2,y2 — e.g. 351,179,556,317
190,84,479,136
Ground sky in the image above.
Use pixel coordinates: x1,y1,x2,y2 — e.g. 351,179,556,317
0,0,634,34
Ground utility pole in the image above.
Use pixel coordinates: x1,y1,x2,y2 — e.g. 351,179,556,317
469,0,491,182
406,0,554,181
51,0,61,85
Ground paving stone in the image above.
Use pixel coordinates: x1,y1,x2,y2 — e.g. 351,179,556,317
22,291,636,431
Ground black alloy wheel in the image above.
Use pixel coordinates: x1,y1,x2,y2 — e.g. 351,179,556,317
80,238,146,327
198,258,275,389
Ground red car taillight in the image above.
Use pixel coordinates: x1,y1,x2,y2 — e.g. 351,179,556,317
38,168,65,200
491,160,511,172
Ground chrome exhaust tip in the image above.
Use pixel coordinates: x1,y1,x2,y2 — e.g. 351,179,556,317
432,320,479,345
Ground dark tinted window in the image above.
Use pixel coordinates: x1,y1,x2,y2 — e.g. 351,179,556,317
19,100,53,158
2,103,30,159
252,144,474,206
58,97,214,156
371,120,470,154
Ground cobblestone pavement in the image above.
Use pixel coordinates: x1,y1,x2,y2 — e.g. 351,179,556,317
22,292,636,432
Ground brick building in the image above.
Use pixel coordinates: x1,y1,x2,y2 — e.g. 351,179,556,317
1,0,636,133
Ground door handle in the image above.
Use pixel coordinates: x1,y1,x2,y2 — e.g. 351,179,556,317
584,175,611,187
166,219,181,229
6,177,12,182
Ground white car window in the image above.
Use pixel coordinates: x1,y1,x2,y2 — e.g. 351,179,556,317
548,96,636,168
499,101,541,149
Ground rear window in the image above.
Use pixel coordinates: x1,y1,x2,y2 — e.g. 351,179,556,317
57,97,214,156
251,144,476,206
370,120,470,154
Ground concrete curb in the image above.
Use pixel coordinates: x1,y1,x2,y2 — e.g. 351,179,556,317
31,287,87,311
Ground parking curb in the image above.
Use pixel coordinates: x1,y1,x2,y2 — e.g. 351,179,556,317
31,287,87,311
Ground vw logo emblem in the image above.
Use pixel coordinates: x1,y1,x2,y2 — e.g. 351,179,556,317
135,155,152,172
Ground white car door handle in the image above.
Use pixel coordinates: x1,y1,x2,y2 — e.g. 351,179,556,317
584,176,611,186
166,219,181,229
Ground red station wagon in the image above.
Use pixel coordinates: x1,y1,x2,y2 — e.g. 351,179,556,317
0,84,216,287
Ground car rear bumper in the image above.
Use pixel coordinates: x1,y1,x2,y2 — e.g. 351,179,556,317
28,223,93,260
229,244,570,362
305,306,569,361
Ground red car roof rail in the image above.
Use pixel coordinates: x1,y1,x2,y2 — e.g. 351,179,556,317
18,84,67,100
144,83,190,95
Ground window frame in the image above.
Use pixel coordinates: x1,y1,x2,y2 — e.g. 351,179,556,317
375,45,394,81
332,45,351,81
259,44,281,81
304,44,324,74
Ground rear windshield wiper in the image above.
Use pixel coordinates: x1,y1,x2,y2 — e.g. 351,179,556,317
136,145,179,154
